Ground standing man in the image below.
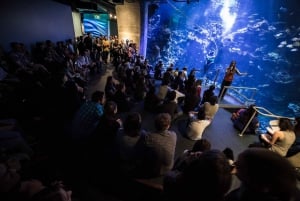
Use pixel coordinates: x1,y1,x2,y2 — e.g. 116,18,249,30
218,60,247,99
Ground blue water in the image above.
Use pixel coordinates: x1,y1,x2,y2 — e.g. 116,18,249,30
146,0,300,129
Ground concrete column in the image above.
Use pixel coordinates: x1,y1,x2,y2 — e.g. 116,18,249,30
116,1,141,53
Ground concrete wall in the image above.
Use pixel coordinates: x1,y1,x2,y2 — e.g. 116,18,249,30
0,0,75,51
72,11,83,38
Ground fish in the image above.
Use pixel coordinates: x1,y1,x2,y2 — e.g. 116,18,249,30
274,32,284,38
288,103,300,113
279,6,288,13
291,37,299,41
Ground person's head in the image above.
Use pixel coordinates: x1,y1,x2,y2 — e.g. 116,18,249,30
116,82,126,92
191,139,211,152
154,113,171,131
197,107,206,120
245,104,257,117
278,118,294,131
0,163,21,193
180,150,232,201
295,117,300,125
106,76,113,84
91,90,104,103
167,90,177,101
147,85,156,94
20,180,72,201
208,84,216,91
294,117,300,130
104,101,118,116
161,78,170,86
235,148,298,201
209,95,218,105
123,112,142,137
195,79,202,86
223,147,234,161
230,60,236,66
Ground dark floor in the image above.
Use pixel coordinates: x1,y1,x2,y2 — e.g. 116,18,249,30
9,63,258,201
86,63,258,159
8,62,298,201
67,63,259,200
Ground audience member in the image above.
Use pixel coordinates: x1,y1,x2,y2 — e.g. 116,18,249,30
232,104,259,134
225,148,300,201
70,90,104,141
172,139,211,171
286,116,300,157
135,113,177,178
202,95,219,121
201,84,215,105
19,179,73,201
186,107,210,140
158,90,182,120
164,149,232,201
257,118,295,157
182,86,201,114
157,79,170,101
104,75,117,101
116,112,147,175
112,82,132,113
144,85,161,112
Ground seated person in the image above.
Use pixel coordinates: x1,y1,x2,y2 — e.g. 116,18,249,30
286,116,300,157
135,113,177,178
0,119,33,161
116,112,147,175
258,118,295,157
158,90,182,120
200,85,215,105
186,108,210,140
164,149,232,201
202,95,219,121
143,85,161,112
172,139,212,171
0,160,75,201
112,82,132,113
70,90,104,141
19,179,73,201
232,104,259,134
182,87,200,114
226,148,300,201
156,79,170,101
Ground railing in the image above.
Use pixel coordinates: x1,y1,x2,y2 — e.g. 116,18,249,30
218,85,258,107
239,106,295,136
216,85,295,136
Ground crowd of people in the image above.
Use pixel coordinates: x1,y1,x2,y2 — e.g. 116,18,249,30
0,34,300,201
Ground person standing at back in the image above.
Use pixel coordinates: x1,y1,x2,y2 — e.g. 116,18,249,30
218,60,247,99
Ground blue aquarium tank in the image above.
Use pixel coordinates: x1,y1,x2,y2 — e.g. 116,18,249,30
145,0,300,129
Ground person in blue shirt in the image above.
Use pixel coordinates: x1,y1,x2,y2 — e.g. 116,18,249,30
70,90,105,141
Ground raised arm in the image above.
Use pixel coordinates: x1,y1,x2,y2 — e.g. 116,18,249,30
235,68,247,76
